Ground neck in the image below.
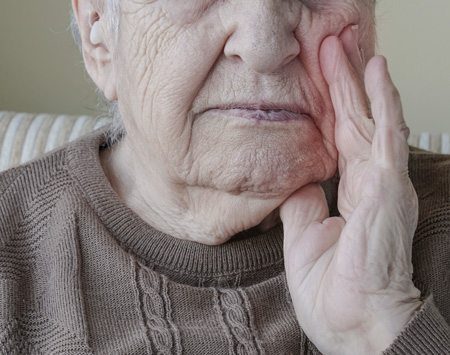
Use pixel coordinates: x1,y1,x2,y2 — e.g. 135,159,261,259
100,137,287,245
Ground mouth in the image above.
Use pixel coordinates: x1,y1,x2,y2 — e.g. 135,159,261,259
203,103,310,122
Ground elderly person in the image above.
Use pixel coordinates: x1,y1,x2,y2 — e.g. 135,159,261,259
0,0,449,353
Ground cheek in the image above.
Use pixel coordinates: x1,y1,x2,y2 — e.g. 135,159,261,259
162,0,213,24
115,6,228,157
293,7,373,150
115,8,169,131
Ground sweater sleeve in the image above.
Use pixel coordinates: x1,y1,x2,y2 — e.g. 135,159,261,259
383,295,450,354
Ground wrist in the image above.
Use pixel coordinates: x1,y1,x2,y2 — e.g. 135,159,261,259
326,297,424,355
364,298,424,353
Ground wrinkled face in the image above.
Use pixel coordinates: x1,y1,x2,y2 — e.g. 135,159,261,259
114,0,375,197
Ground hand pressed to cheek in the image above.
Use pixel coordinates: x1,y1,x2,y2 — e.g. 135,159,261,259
320,26,412,173
318,34,374,198
282,26,422,354
365,57,411,171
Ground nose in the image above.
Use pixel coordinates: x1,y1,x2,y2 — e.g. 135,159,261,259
223,1,301,74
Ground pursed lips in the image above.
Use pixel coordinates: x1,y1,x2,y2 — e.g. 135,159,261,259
201,103,310,122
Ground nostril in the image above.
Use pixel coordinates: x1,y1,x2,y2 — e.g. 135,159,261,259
227,54,242,65
282,53,299,67
281,39,301,66
223,23,302,73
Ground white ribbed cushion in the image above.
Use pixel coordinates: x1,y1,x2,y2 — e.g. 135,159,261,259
408,132,450,155
0,111,110,172
0,110,448,172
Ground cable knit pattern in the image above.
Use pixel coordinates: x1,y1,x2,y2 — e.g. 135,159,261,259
236,289,265,354
0,125,449,354
135,261,178,354
217,289,261,355
159,275,183,354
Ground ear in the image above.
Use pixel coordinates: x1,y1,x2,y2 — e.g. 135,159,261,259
72,0,117,101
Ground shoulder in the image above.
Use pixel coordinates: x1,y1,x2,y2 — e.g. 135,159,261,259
0,140,96,345
0,145,75,242
408,146,450,247
0,145,68,190
0,125,110,248
408,147,450,322
409,147,450,221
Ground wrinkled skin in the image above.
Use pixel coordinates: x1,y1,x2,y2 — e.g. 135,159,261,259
86,0,376,243
73,0,422,352
280,26,422,353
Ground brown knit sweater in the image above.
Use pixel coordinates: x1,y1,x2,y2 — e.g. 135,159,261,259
0,124,449,354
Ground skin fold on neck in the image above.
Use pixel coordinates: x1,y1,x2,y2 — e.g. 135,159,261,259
99,136,287,246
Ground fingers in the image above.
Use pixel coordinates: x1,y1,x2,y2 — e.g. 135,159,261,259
320,26,367,117
340,25,365,79
340,25,372,119
365,56,410,169
320,26,374,159
320,26,408,171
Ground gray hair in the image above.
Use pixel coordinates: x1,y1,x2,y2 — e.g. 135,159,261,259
70,0,126,146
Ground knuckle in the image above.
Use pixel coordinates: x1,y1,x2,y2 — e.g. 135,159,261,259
379,80,401,102
388,85,401,102
392,88,402,104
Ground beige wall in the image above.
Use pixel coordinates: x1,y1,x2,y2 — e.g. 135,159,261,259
376,1,450,133
1,0,449,133
0,1,99,116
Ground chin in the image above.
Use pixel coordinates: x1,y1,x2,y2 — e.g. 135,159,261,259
179,114,337,197
204,152,335,197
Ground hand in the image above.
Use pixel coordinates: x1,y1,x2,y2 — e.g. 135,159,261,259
280,25,423,354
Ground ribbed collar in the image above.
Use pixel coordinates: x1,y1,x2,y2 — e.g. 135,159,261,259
66,124,305,286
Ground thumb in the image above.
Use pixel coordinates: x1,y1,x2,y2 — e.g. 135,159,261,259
280,184,343,277
280,184,329,247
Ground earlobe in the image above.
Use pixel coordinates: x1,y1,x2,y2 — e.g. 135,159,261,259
103,69,118,101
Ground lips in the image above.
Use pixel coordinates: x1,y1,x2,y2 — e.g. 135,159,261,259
204,103,309,122
212,108,304,122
